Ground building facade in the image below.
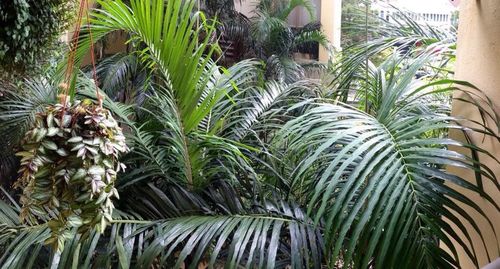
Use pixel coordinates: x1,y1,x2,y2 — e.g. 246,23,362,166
372,0,456,28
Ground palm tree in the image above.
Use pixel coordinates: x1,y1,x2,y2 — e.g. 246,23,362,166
277,51,499,268
328,6,457,102
203,0,328,82
1,1,324,267
0,0,498,268
251,0,328,83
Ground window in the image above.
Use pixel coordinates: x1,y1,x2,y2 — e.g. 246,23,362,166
380,10,385,18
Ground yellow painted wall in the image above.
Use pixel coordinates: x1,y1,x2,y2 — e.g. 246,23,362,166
319,0,342,62
235,0,256,17
61,0,129,66
449,0,500,267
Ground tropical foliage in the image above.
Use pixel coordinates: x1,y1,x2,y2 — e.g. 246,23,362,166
340,0,380,47
203,0,328,83
329,6,457,102
0,0,498,268
0,0,76,76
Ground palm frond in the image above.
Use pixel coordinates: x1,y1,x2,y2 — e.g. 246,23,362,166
0,79,57,149
72,0,222,133
251,11,289,57
1,196,323,269
329,6,457,101
0,79,58,184
276,53,500,268
278,101,498,268
215,80,319,142
95,52,150,105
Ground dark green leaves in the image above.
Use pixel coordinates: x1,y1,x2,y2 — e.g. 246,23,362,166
0,0,76,76
277,101,498,268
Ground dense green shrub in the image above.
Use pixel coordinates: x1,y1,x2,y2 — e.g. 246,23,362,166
0,0,75,75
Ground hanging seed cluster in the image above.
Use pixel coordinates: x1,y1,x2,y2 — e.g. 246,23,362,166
15,100,128,247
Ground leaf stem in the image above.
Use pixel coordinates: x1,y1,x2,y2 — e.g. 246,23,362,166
110,219,151,224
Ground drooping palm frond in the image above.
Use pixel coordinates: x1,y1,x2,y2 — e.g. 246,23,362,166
276,54,500,268
123,209,322,269
71,0,223,133
329,6,457,102
0,79,58,186
119,181,323,268
1,189,324,269
213,80,318,142
95,52,150,105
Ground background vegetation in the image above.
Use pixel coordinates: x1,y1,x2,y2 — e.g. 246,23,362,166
0,0,497,268
0,0,76,77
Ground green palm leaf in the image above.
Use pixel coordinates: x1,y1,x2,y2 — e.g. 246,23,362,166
0,197,323,269
0,79,58,184
71,0,222,132
95,52,150,105
214,80,318,142
277,53,499,269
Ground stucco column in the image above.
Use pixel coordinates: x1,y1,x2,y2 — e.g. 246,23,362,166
235,0,256,17
319,0,342,62
449,0,500,267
